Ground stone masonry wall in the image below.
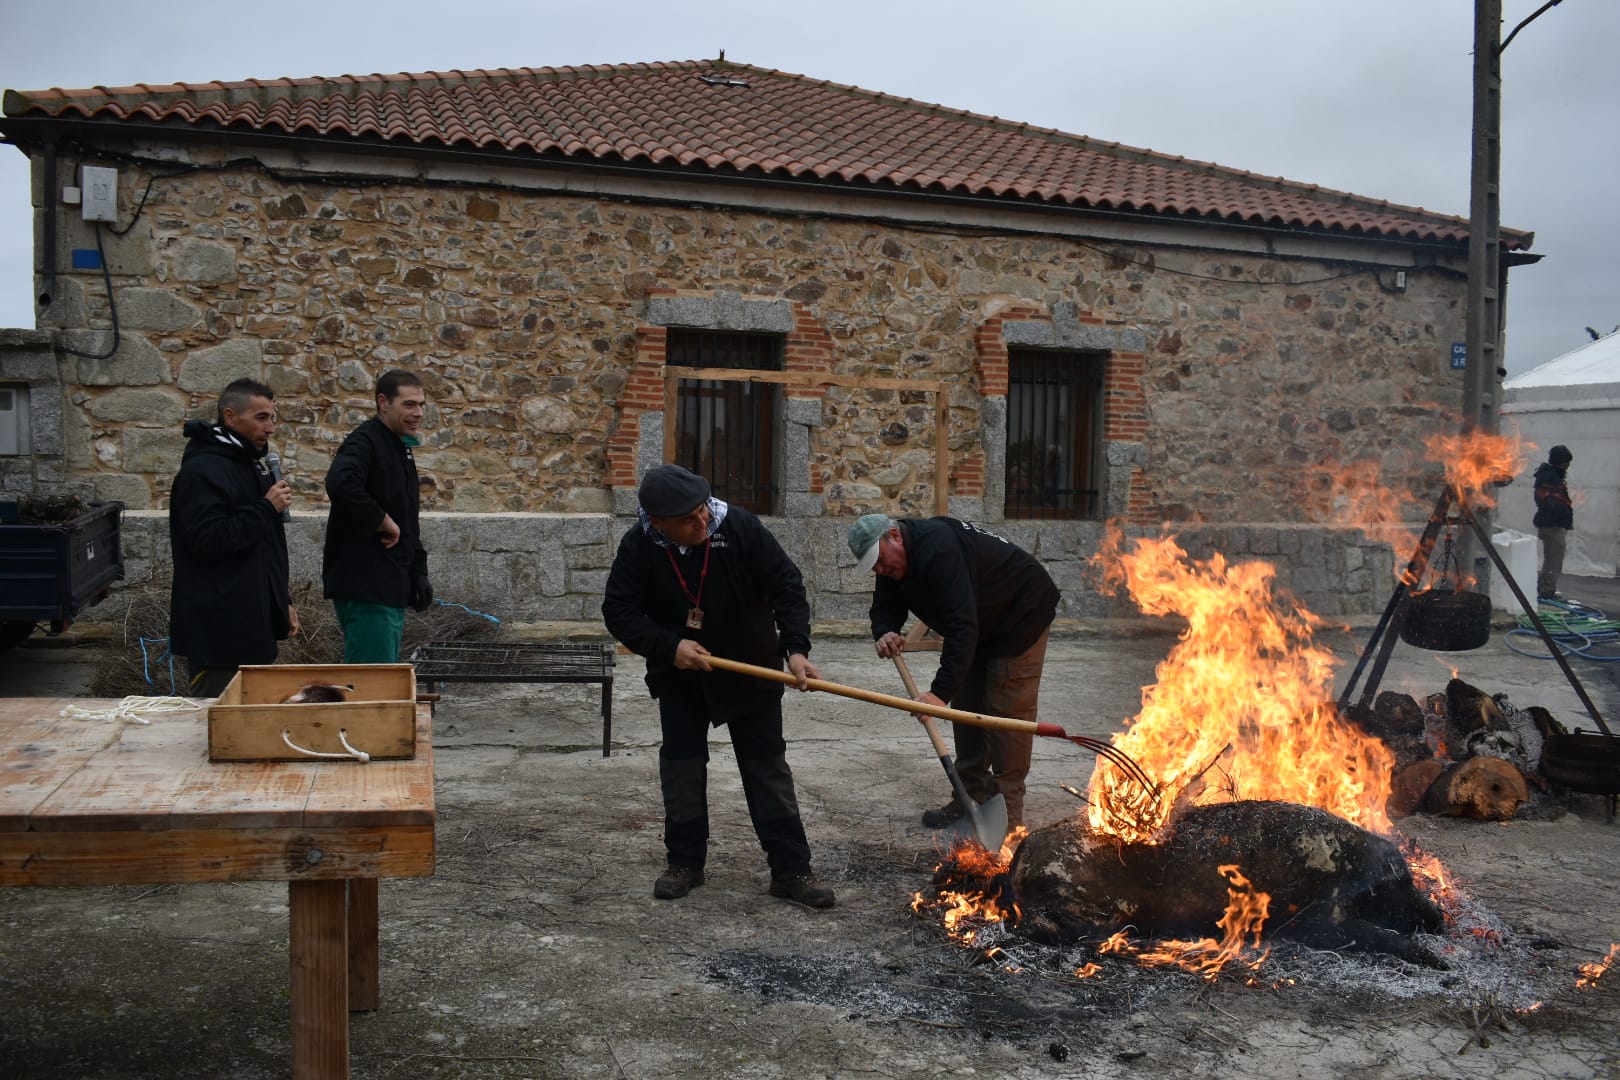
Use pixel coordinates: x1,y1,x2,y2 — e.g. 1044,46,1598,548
9,151,1471,622
31,155,1465,525
111,511,1397,625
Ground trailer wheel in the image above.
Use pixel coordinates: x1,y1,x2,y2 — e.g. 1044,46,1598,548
0,621,36,652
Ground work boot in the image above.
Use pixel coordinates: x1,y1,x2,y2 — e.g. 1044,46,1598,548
920,799,967,828
769,871,836,908
653,864,704,900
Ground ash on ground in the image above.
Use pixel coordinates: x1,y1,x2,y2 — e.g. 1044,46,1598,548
705,846,1592,1039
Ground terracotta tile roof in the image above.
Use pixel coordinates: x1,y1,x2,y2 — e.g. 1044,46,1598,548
3,60,1523,249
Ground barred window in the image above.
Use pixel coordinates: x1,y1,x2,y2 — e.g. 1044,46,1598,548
667,329,784,514
1005,348,1104,520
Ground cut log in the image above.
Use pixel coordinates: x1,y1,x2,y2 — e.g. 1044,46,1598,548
1007,801,1444,962
1446,678,1506,733
1345,691,1429,771
1422,756,1528,820
1388,760,1446,818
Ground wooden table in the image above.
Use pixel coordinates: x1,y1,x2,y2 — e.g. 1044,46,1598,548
0,697,436,1079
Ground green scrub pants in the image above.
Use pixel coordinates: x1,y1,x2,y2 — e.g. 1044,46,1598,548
333,599,406,663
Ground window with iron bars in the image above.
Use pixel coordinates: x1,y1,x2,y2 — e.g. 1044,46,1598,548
667,329,784,515
1005,348,1105,520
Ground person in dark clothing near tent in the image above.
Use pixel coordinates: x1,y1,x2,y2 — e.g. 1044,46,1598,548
168,378,297,696
1532,443,1575,601
602,464,835,908
848,514,1060,831
323,369,432,662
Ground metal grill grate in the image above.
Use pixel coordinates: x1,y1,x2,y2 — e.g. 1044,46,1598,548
410,642,616,755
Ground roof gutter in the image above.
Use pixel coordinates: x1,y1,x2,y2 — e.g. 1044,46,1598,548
0,113,1515,256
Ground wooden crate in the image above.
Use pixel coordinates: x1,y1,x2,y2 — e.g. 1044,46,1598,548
207,664,418,763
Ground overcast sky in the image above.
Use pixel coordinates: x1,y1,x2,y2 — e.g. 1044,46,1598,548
1,0,1614,376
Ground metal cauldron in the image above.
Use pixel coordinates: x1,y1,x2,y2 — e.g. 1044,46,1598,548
1399,588,1493,652
1539,732,1620,794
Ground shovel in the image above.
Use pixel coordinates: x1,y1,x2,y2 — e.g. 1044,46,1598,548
891,651,1008,851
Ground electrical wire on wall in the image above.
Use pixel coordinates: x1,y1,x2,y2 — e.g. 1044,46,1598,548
57,172,157,361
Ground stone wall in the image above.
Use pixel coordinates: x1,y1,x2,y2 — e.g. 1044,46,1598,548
29,154,1466,526
114,511,1395,624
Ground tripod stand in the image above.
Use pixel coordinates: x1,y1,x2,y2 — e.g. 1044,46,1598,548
1337,484,1612,738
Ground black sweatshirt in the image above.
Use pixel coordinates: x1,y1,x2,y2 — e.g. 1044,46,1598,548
869,517,1059,702
602,505,812,723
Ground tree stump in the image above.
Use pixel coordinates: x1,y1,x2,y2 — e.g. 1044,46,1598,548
1008,801,1444,961
1389,760,1446,818
1421,756,1528,820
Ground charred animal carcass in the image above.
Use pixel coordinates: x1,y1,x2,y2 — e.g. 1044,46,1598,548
1008,800,1444,962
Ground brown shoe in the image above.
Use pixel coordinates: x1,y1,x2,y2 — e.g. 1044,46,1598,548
768,871,836,908
653,864,704,899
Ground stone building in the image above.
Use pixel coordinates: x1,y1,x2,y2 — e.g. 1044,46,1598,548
0,60,1534,620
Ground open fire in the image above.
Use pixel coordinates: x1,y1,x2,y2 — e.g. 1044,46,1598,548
909,427,1608,984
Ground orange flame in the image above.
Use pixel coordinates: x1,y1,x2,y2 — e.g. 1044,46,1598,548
1577,944,1619,990
910,828,1028,942
1088,526,1394,842
1078,864,1272,981
1424,429,1527,510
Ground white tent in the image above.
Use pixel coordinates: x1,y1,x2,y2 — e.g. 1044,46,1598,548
1499,332,1620,577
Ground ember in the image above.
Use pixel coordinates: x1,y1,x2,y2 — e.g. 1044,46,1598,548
1577,944,1619,990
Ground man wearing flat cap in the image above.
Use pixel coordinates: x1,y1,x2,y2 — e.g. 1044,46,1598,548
602,464,835,908
848,513,1059,831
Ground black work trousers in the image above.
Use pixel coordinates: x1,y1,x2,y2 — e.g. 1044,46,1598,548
657,683,813,878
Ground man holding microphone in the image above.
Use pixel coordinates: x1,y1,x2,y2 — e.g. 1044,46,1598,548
168,377,298,696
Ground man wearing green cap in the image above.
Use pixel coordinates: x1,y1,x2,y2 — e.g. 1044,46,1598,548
603,464,835,908
848,513,1059,831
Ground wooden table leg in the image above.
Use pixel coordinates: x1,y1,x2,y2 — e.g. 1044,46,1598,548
290,879,349,1079
347,877,379,1011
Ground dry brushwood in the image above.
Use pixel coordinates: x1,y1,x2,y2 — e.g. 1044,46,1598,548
90,575,502,698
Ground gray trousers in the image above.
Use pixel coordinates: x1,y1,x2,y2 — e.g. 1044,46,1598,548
1537,527,1567,598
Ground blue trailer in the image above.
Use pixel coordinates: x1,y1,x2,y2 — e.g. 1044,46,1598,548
0,500,125,650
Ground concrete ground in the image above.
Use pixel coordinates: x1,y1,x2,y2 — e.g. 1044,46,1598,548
2,577,1619,1079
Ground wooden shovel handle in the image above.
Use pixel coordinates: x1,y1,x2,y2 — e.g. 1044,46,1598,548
891,653,954,759
705,655,1067,737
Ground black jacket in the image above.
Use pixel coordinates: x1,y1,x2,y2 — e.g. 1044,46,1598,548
168,420,290,667
322,417,426,606
602,505,812,722
869,517,1060,702
1532,462,1573,530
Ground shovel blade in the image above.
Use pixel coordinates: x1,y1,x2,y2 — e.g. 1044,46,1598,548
944,793,1009,852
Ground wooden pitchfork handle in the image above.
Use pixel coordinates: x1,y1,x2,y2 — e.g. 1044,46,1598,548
703,656,1070,738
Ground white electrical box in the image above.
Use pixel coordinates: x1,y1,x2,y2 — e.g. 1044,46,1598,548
80,165,118,223
0,385,29,456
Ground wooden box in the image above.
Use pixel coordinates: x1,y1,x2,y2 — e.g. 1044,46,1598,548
207,664,418,763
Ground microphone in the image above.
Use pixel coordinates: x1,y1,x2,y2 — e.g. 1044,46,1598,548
266,451,292,522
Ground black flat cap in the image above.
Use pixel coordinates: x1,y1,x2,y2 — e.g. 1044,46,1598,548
638,464,711,517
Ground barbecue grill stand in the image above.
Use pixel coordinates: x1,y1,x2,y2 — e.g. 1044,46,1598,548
410,641,616,756
1336,484,1617,818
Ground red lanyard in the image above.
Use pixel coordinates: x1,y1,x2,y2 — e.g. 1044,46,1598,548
664,540,710,609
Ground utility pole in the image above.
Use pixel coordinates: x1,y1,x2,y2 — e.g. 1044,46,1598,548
1463,0,1502,439
1462,0,1562,588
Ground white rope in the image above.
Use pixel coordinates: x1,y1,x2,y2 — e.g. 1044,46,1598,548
281,728,370,763
59,696,204,726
